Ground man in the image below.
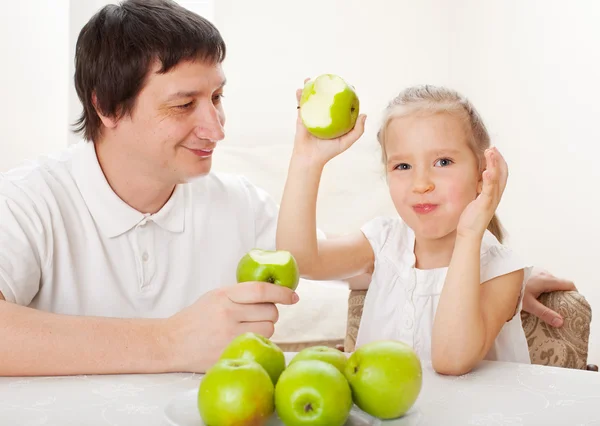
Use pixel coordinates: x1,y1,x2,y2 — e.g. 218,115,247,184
0,0,574,376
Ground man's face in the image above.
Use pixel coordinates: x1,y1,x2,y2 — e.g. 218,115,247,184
106,59,226,184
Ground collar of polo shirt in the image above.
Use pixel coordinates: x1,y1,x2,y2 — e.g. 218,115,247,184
71,142,186,238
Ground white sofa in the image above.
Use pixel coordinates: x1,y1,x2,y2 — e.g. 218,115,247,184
212,136,395,349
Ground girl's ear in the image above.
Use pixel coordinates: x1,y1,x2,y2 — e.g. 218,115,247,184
476,173,484,195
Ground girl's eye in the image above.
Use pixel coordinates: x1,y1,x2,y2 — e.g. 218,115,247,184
435,158,453,167
213,94,224,103
394,163,411,171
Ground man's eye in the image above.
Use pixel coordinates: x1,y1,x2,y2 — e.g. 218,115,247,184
213,94,224,103
435,158,453,167
176,101,194,110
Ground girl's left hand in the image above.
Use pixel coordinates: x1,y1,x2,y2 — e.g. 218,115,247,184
457,147,508,240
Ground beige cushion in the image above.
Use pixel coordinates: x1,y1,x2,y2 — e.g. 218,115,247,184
521,290,592,369
271,279,348,351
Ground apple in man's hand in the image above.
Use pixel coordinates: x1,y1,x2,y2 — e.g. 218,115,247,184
345,340,422,420
219,332,286,385
197,358,274,426
299,74,360,140
289,345,348,374
236,249,300,291
275,359,353,426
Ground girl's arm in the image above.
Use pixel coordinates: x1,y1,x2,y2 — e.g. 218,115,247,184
276,153,374,282
432,147,516,376
431,235,524,376
276,83,373,282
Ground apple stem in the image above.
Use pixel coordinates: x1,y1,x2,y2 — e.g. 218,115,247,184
304,403,313,413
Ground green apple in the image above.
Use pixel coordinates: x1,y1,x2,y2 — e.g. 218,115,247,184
236,248,300,291
289,345,348,374
275,360,352,426
219,332,286,385
197,358,274,426
345,340,422,420
299,74,360,139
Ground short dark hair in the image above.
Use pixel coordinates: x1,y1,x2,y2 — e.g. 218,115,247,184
73,0,226,142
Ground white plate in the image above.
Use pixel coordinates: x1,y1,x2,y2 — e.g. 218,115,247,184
163,387,384,426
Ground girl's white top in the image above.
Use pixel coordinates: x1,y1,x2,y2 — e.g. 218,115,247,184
356,216,531,364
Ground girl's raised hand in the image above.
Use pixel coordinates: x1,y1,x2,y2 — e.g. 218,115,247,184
457,147,509,240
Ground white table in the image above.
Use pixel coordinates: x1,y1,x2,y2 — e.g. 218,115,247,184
0,354,598,426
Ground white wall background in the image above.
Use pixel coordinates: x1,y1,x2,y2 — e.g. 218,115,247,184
0,0,70,171
1,0,599,362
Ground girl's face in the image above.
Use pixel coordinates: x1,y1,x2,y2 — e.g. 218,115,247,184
384,112,482,241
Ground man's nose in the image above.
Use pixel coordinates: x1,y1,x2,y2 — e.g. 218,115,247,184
194,104,225,142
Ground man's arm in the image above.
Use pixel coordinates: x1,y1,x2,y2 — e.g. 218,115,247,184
0,293,171,376
0,282,298,377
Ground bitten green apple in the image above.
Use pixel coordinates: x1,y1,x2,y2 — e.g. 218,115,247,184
219,332,286,385
345,340,422,420
289,345,348,374
275,360,353,426
197,358,274,426
236,249,300,291
299,74,360,139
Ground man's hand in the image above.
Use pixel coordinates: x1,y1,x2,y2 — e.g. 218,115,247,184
163,281,299,373
522,269,577,328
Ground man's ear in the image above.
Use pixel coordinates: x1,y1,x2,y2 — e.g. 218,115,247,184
92,92,118,129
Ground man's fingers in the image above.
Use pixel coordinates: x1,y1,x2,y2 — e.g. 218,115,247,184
239,321,276,338
549,277,577,292
523,296,564,328
234,303,280,323
228,281,299,305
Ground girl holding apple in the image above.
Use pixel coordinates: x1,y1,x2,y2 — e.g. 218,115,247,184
277,83,530,376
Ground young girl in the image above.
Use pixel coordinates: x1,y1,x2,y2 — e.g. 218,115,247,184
277,84,531,376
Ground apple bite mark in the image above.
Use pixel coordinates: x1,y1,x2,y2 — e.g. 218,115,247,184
249,250,292,285
236,249,300,290
300,75,346,129
248,249,293,268
299,74,360,139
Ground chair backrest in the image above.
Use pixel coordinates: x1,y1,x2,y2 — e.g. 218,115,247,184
521,290,592,369
344,289,592,370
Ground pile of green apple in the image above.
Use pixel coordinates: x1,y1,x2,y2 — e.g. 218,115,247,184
198,249,422,425
198,334,423,426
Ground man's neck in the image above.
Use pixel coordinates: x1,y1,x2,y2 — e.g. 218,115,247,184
94,141,175,214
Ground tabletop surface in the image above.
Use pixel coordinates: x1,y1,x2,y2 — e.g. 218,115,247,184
0,354,598,426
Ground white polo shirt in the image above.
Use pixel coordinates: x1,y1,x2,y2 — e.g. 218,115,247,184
0,141,279,318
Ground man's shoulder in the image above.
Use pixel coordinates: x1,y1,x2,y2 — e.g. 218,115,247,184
0,143,81,200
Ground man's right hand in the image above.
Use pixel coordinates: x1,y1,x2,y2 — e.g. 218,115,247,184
162,281,299,373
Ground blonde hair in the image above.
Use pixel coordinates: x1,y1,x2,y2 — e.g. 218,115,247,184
376,85,505,243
